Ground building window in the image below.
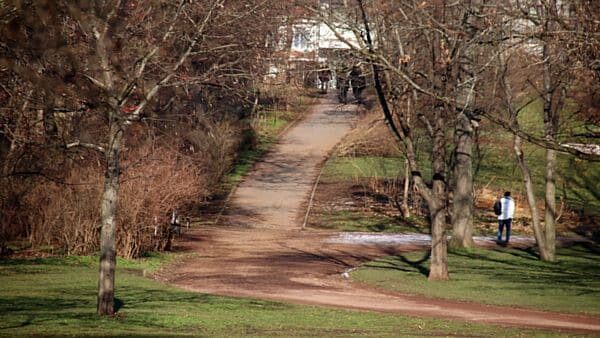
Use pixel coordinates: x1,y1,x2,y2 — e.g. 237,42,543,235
293,27,311,50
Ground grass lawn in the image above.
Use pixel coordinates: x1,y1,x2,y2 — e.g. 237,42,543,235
352,243,600,315
321,156,408,182
0,255,566,337
313,210,429,234
317,95,600,221
320,150,600,218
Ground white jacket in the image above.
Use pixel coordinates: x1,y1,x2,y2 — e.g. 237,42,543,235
498,197,515,220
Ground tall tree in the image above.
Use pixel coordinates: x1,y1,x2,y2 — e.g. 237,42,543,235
486,0,600,261
1,0,287,314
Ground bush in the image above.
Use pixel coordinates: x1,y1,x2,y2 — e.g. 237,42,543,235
1,116,242,259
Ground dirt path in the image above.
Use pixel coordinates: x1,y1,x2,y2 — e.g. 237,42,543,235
157,95,600,334
222,95,356,229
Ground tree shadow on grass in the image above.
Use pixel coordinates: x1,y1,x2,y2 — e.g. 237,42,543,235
504,246,540,260
365,250,431,277
115,298,124,312
449,244,600,290
396,251,431,277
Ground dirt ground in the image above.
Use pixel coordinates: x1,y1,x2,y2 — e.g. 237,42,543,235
156,94,600,334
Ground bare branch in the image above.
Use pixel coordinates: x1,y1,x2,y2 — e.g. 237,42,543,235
83,74,108,91
481,111,600,161
128,0,223,120
65,141,107,154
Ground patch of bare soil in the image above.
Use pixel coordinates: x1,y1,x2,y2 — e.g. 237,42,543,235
156,94,600,334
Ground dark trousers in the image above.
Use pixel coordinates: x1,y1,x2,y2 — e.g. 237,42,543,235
497,218,512,242
338,85,348,103
352,86,364,103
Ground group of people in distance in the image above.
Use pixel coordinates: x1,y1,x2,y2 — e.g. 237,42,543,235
317,64,366,104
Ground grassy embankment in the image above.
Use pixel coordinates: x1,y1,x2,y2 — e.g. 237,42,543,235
313,99,600,315
352,243,600,315
0,255,571,336
311,98,600,235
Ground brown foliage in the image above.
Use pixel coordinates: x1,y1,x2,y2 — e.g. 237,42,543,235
336,111,400,157
14,140,208,259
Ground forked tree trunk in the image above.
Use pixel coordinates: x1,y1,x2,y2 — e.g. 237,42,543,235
97,120,123,316
357,0,448,280
450,112,475,248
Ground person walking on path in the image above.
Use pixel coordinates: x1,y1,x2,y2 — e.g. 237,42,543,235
318,67,332,94
349,65,366,104
336,66,349,103
497,191,515,243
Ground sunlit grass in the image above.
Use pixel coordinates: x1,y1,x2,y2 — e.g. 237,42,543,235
352,243,600,315
312,210,429,234
0,255,561,337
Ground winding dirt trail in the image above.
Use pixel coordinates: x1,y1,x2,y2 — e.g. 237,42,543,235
157,95,600,334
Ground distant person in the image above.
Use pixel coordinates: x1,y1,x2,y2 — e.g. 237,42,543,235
349,65,366,104
318,67,331,93
495,191,515,243
336,66,349,103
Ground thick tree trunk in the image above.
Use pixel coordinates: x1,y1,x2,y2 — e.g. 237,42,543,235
542,35,557,262
357,0,447,280
428,109,449,280
97,120,123,316
450,112,475,248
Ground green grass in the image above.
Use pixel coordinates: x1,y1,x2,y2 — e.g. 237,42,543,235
352,243,600,315
313,210,429,233
319,140,600,220
475,132,600,216
319,94,600,217
476,97,600,215
0,256,563,337
321,156,407,182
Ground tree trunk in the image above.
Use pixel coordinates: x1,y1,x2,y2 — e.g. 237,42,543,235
514,134,553,261
428,199,448,280
428,108,449,280
541,31,557,262
544,148,557,261
357,0,447,280
401,159,410,218
450,112,475,248
499,45,554,261
97,120,123,316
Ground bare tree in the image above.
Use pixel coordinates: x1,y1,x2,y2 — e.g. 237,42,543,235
1,0,288,314
487,0,599,261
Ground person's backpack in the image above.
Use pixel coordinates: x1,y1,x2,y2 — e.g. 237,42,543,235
493,199,502,216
